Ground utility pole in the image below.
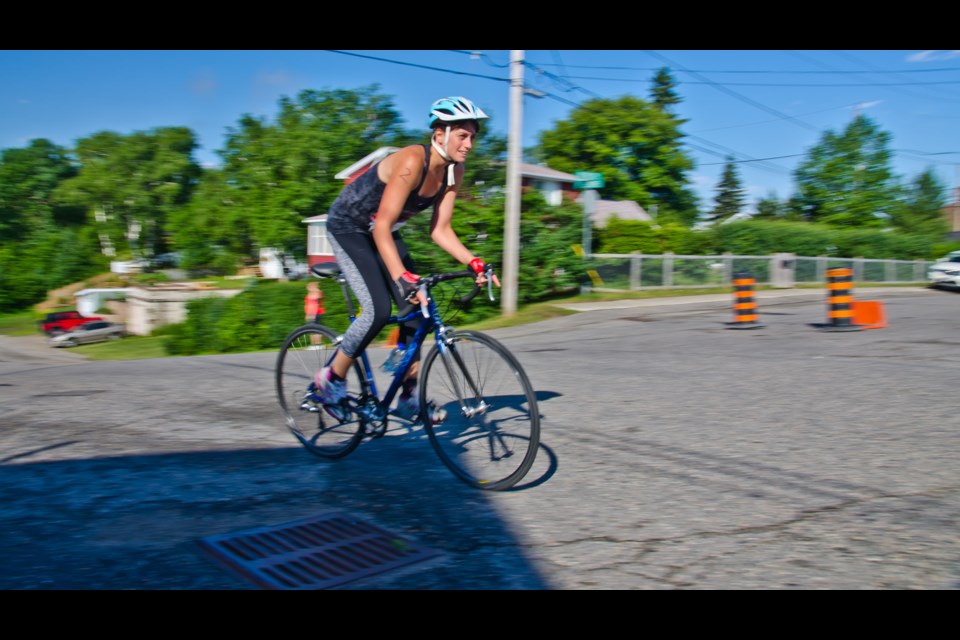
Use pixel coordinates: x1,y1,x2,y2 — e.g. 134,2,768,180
502,50,523,316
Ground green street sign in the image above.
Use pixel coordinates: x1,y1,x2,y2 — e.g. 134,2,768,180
573,171,605,190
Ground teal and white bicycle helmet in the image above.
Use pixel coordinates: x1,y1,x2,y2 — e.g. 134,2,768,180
428,96,488,129
428,96,488,181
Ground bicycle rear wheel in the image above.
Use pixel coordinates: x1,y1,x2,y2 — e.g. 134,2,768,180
419,330,540,490
275,324,365,459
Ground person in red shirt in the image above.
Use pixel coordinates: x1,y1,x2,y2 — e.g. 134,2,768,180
304,281,324,323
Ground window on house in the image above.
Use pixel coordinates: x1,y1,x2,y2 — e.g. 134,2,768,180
531,180,562,206
308,222,333,257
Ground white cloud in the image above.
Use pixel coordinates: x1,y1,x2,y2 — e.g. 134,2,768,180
906,50,960,62
256,70,294,88
190,69,218,96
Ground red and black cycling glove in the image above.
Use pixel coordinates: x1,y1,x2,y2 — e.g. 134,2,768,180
395,271,421,302
469,258,487,275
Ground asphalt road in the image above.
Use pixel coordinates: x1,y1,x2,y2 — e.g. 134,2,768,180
1,286,958,590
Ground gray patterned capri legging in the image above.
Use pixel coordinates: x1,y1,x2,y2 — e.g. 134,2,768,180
328,231,421,359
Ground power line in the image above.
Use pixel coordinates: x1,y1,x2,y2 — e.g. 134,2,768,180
831,50,960,103
550,50,571,81
331,50,956,192
699,153,806,166
517,55,815,177
684,135,794,175
894,149,960,166
642,50,821,132
324,50,509,83
529,62,960,75
896,149,960,155
523,61,603,99
559,76,960,87
785,50,960,104
447,50,511,68
688,104,857,134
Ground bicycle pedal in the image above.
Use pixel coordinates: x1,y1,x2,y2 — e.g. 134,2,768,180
321,401,349,423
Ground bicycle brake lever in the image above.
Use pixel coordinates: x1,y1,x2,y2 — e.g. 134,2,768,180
419,284,430,318
487,276,495,302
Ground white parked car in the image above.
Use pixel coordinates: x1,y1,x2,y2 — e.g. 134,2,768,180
927,252,960,289
49,320,126,347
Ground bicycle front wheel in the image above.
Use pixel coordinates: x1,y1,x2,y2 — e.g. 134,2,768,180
419,330,540,490
275,324,365,459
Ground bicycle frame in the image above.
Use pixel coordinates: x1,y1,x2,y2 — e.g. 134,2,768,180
325,270,461,415
279,263,540,490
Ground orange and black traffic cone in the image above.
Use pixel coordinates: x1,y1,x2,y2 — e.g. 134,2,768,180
812,267,863,332
725,272,765,329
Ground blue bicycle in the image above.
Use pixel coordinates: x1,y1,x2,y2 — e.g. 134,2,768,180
275,263,541,491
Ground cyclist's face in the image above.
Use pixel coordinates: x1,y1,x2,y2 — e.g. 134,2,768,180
439,122,478,162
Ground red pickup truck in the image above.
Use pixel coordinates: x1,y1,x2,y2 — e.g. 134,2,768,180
39,311,104,336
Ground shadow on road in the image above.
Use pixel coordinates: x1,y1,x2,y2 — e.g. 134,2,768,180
0,438,553,589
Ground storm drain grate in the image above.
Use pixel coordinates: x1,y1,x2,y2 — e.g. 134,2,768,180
197,511,441,590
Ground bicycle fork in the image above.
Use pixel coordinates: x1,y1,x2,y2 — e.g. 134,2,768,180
437,336,516,461
437,338,490,419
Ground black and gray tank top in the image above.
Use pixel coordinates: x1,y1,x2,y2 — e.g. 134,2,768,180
326,144,450,235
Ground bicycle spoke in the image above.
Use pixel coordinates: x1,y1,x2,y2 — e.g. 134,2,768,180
275,269,535,486
421,330,540,490
276,325,365,459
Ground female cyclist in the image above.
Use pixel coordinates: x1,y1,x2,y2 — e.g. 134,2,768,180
315,96,499,418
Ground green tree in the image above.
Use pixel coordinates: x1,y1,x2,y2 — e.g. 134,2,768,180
54,127,201,261
534,94,699,227
167,168,248,275
0,139,83,240
0,139,106,312
650,67,681,112
791,114,901,227
753,191,785,220
188,85,507,276
403,190,583,312
891,168,949,237
706,157,745,223
517,191,585,301
210,86,413,262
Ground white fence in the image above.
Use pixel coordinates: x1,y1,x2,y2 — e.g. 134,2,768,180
584,252,932,291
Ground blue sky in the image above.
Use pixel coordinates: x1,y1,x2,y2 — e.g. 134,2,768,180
3,50,959,214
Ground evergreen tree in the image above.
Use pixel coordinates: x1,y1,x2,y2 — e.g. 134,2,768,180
650,67,681,112
706,157,745,223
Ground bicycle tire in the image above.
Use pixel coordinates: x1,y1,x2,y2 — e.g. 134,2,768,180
419,329,540,490
275,323,366,459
